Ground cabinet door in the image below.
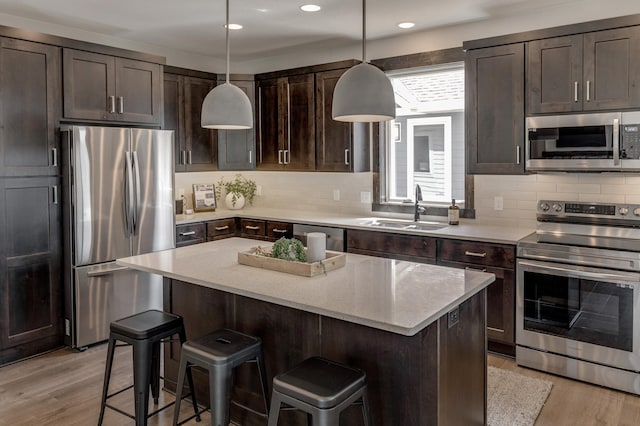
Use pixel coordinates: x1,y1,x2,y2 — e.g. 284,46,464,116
315,69,370,172
527,35,583,114
466,43,525,174
583,27,640,111
163,74,186,172
184,77,217,171
0,177,62,363
257,78,284,170
285,74,315,170
218,80,256,170
0,38,60,177
114,58,162,124
63,49,115,121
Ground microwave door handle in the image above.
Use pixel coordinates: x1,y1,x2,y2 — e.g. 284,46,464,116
613,118,620,166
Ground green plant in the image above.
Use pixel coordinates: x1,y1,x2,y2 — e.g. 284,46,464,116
217,173,257,207
271,237,307,262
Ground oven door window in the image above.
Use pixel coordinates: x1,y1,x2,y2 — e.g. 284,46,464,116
523,271,633,351
528,125,613,160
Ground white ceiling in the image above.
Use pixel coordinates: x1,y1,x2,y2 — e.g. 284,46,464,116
0,0,598,63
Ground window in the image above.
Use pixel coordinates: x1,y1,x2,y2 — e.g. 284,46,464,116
382,62,466,207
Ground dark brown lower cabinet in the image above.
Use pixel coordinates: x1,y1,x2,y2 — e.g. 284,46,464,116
0,177,63,365
164,279,486,426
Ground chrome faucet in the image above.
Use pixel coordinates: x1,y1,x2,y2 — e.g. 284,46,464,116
414,184,425,221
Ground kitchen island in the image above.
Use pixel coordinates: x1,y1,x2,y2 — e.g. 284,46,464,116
117,237,495,425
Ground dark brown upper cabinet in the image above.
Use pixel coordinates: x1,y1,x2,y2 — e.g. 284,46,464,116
63,49,162,124
0,38,61,177
528,27,640,114
315,69,370,172
163,72,217,172
256,74,315,171
465,43,525,174
218,79,256,171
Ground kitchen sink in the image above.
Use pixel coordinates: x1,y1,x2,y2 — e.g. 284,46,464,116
359,218,448,231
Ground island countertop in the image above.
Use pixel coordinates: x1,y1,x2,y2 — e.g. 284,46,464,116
116,237,495,336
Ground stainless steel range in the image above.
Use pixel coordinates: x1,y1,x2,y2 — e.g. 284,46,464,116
517,200,640,395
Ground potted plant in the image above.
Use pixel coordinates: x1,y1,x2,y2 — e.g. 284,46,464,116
217,173,257,209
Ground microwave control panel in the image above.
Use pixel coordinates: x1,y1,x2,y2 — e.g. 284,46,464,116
621,123,640,159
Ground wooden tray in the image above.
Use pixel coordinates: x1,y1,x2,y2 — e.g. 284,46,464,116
238,248,346,277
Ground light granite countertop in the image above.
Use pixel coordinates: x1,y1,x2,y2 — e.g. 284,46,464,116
176,207,533,244
116,237,495,336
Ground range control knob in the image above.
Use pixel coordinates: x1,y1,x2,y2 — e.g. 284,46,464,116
552,203,563,212
539,202,550,212
633,208,640,216
619,207,629,216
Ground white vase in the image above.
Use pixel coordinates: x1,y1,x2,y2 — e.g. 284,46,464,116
225,192,245,210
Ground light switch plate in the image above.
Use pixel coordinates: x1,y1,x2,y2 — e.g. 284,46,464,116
360,191,372,203
494,196,504,211
333,189,340,201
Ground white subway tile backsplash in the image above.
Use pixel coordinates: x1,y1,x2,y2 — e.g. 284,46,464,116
556,183,601,194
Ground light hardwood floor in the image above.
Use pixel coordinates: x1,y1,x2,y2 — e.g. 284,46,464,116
1,344,639,425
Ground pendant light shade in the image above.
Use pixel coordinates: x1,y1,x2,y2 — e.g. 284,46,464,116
201,0,253,129
332,0,396,122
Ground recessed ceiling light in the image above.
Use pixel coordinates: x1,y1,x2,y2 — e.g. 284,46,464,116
300,4,321,12
225,23,243,30
398,22,415,29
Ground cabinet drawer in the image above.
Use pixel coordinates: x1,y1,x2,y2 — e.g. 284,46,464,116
207,218,236,240
438,239,515,268
176,223,206,246
347,229,436,262
266,221,293,241
240,219,266,238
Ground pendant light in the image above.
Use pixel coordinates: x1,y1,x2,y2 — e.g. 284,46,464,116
332,0,396,122
201,0,253,129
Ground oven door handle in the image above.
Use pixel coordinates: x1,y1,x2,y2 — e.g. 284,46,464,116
518,260,637,283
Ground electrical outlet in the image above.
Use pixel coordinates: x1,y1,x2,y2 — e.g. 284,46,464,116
333,189,340,201
178,188,185,199
360,191,372,203
448,307,460,328
494,196,504,211
256,185,262,196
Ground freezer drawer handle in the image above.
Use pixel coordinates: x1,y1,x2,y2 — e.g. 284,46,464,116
464,250,487,258
87,266,130,277
179,231,196,236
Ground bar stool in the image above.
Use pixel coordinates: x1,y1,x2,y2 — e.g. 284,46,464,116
267,357,371,426
97,309,199,426
172,328,270,426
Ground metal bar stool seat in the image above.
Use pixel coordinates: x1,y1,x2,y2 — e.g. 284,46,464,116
172,328,270,426
98,309,199,426
267,357,371,426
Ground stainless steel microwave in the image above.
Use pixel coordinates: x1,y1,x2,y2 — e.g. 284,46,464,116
526,111,640,171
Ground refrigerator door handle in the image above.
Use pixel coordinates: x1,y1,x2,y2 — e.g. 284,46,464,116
124,151,135,236
132,151,141,234
87,265,129,277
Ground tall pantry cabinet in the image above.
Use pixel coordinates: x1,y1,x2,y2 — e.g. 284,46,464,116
0,37,63,365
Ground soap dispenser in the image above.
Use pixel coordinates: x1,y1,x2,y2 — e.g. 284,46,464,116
448,198,460,225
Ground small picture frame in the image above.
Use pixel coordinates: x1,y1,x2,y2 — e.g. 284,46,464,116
192,183,216,212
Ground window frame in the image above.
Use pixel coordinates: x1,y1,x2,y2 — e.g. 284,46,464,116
370,47,475,219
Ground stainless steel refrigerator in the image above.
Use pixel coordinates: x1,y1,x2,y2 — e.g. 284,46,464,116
61,126,175,348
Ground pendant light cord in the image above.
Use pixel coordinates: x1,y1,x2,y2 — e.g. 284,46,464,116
225,0,230,84
361,0,366,63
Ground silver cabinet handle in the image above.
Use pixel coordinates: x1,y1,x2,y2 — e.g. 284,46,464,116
188,151,192,165
52,185,58,204
344,148,350,165
215,225,230,231
516,145,521,165
574,81,579,102
284,150,290,165
272,228,288,233
465,266,487,272
464,250,487,258
118,96,124,114
586,80,591,102
278,150,284,164
52,148,58,167
245,225,260,230
179,231,196,236
181,150,186,165
248,150,252,164
109,95,116,113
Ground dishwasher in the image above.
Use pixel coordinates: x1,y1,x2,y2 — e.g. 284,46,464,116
292,224,345,252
